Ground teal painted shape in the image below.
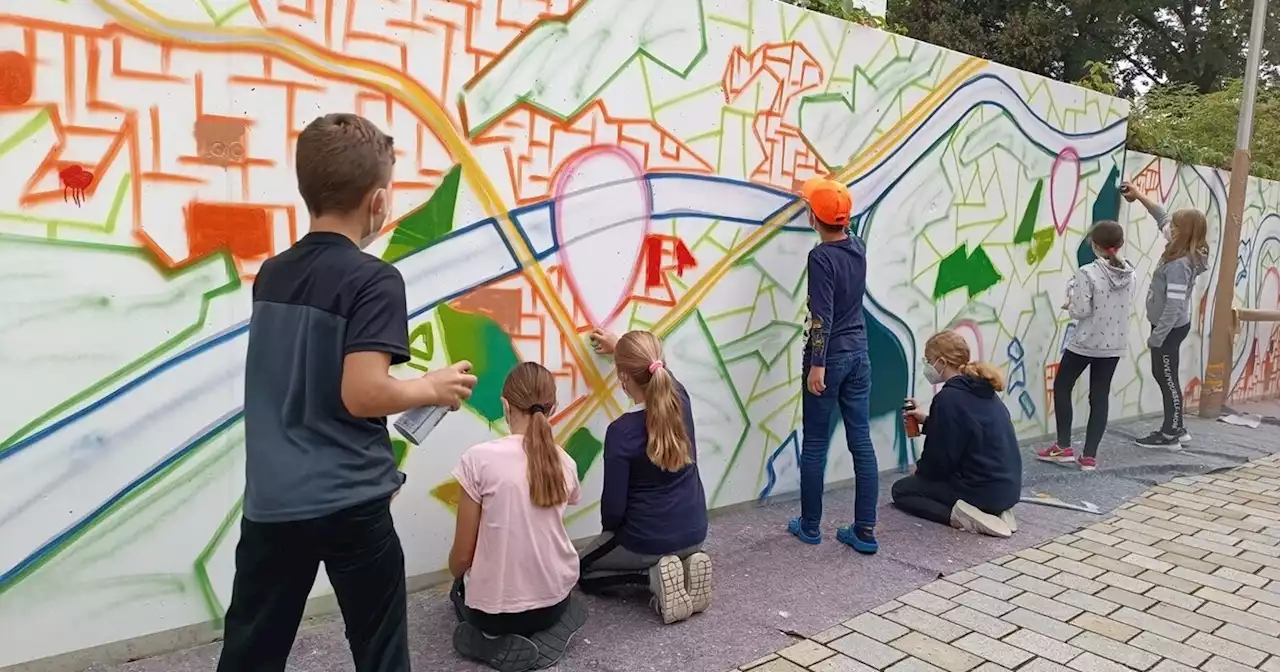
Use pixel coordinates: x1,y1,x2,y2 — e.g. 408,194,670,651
1079,166,1122,267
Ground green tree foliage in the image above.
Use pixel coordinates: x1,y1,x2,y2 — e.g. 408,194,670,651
1128,80,1280,179
882,0,1278,95
781,0,906,33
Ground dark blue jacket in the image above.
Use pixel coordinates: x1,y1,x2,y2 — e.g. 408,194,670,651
600,380,708,555
804,236,868,367
917,375,1022,513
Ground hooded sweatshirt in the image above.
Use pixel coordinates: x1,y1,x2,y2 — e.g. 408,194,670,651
915,375,1022,513
804,236,868,367
1065,258,1136,358
1141,202,1210,348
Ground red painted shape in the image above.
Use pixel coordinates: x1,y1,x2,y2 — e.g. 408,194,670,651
643,235,698,288
644,236,664,289
59,165,95,206
0,51,33,107
673,238,697,277
186,202,272,260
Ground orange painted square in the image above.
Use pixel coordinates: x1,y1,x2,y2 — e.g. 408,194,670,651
186,202,273,260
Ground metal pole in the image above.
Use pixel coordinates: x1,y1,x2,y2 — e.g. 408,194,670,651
1200,0,1269,417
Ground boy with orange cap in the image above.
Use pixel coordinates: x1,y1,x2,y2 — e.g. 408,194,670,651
788,177,879,554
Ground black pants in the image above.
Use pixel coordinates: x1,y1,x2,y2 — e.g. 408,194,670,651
216,496,409,672
450,578,568,637
1151,323,1191,435
1054,350,1120,457
891,475,985,526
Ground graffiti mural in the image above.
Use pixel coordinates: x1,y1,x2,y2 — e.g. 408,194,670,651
1122,152,1280,407
0,0,1172,665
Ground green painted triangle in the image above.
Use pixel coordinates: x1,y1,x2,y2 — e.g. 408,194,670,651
383,164,462,263
965,245,1002,297
1014,179,1044,245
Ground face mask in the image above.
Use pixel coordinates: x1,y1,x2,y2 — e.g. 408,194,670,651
359,188,388,249
922,359,946,385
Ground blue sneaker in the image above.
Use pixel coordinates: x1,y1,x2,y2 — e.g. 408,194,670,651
788,517,821,545
837,525,878,555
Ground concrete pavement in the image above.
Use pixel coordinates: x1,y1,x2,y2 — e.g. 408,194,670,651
735,451,1280,672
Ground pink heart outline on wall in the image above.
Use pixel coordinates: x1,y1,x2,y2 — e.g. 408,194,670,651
1050,147,1081,235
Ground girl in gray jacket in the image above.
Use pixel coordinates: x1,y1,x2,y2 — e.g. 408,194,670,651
1038,221,1135,470
1122,183,1210,448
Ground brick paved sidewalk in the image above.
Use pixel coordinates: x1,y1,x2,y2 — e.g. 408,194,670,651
733,454,1280,672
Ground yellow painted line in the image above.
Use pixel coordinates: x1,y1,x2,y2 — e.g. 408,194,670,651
96,0,621,416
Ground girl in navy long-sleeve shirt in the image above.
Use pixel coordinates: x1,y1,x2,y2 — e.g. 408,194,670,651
578,329,710,625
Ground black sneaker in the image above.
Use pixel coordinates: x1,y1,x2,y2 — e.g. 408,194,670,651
1135,431,1181,449
452,622,539,672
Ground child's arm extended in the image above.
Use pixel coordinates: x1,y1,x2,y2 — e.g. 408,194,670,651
1124,183,1172,241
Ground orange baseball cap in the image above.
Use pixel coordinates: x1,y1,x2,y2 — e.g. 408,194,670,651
800,177,852,226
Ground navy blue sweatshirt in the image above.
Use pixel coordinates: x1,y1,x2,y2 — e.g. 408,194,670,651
600,380,708,555
916,375,1022,513
804,236,868,367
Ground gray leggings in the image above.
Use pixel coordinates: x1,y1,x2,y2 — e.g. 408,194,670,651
577,532,702,591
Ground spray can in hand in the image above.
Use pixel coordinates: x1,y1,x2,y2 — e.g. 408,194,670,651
903,398,921,438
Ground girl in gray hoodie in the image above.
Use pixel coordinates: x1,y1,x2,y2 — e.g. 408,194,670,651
1037,221,1135,470
1123,183,1210,448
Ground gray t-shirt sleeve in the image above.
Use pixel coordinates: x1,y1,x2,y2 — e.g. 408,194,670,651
1144,201,1173,241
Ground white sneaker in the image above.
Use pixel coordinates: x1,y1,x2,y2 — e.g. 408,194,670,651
648,556,694,624
683,552,712,614
951,500,1013,538
1178,429,1192,444
1000,510,1018,534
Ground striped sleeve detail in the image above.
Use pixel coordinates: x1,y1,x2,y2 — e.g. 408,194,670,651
1167,282,1188,301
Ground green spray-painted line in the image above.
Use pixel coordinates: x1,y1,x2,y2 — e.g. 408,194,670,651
0,172,130,236
461,0,710,138
195,0,251,27
68,430,243,569
0,108,51,158
678,312,750,507
194,496,243,622
0,237,240,452
0,417,240,593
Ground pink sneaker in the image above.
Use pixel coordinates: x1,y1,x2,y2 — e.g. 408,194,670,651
1078,457,1097,471
1036,444,1075,463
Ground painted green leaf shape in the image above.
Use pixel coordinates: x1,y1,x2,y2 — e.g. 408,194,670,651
563,427,604,481
436,303,519,423
1015,179,1044,245
383,165,462,263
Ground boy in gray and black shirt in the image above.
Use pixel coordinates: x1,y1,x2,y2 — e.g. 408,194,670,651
1122,182,1210,449
218,114,476,672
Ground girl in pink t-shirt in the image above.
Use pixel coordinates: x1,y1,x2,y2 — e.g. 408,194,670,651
447,362,585,670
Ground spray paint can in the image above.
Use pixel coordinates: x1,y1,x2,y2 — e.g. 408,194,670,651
903,399,921,438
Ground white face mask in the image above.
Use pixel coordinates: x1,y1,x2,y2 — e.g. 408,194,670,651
359,188,388,249
922,359,946,385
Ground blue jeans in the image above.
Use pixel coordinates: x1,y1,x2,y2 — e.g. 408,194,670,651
800,350,878,534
